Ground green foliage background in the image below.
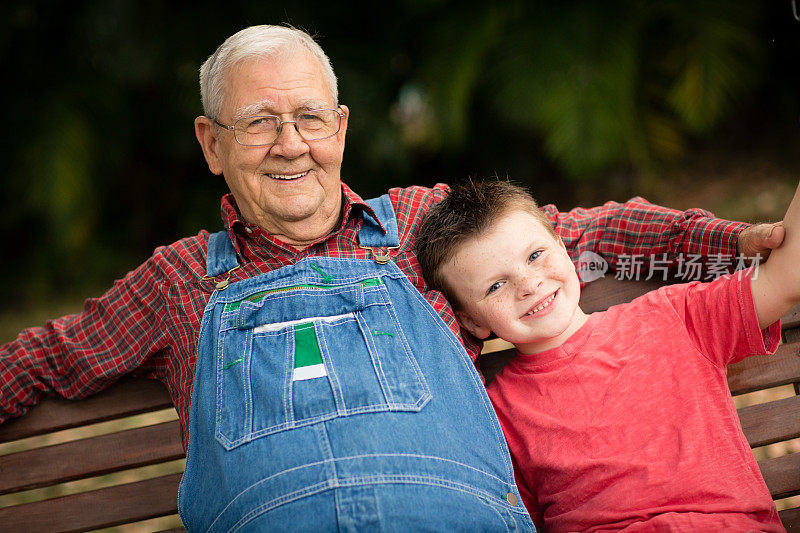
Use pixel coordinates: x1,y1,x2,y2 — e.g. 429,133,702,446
1,0,799,311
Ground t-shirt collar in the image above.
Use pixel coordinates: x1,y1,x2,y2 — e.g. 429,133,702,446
513,312,599,369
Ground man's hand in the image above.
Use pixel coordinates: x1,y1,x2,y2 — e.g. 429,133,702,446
737,222,785,260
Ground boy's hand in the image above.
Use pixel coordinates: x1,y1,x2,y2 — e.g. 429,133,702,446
737,222,785,260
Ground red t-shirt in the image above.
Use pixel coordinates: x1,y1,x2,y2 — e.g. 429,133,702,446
488,271,785,532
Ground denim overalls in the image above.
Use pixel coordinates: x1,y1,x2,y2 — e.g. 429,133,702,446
177,196,535,532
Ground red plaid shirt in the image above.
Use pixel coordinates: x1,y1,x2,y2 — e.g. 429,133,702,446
0,183,747,448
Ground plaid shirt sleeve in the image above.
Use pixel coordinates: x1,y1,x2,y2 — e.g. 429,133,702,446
542,196,748,272
0,235,209,425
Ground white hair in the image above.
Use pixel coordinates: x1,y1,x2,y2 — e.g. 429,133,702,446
199,25,338,119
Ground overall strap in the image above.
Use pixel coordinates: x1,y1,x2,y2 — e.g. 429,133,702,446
359,194,400,248
206,231,240,277
206,196,398,276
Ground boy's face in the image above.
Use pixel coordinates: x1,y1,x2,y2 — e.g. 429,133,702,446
442,209,588,354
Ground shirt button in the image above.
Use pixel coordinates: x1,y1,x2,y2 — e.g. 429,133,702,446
504,492,518,506
245,227,253,234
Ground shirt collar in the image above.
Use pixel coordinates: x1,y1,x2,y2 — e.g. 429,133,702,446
219,182,388,249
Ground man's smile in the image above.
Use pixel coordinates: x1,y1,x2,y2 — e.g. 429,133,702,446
267,169,311,181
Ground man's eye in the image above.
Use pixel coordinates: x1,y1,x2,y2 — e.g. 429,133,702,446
243,117,277,131
298,113,327,129
487,281,503,294
299,113,323,121
528,250,542,263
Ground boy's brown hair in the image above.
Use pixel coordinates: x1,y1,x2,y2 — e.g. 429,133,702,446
416,178,556,307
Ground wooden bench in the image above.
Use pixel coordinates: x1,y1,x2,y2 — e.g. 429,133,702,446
0,377,186,532
0,276,798,531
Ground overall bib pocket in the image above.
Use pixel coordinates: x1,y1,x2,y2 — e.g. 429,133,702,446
214,279,431,450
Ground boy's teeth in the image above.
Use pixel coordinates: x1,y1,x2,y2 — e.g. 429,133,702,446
527,293,556,315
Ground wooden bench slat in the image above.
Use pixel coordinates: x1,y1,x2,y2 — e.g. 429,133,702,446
578,278,666,313
739,395,800,448
0,472,183,533
782,305,800,330
758,452,800,500
0,420,184,495
779,506,800,532
728,342,800,395
0,377,173,443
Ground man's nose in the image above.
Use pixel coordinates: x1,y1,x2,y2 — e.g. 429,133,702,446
270,121,309,157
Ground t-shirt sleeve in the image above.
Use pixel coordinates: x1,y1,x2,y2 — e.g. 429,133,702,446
660,268,780,367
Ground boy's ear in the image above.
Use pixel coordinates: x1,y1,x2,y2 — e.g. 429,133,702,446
455,310,492,339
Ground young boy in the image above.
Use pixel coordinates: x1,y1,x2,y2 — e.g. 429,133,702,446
416,179,794,532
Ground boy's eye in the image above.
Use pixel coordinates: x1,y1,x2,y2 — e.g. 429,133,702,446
487,281,504,294
528,250,543,262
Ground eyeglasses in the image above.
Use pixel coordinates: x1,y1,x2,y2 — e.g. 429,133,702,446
213,108,345,146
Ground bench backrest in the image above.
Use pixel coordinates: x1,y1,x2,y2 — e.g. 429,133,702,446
0,276,798,531
0,378,186,531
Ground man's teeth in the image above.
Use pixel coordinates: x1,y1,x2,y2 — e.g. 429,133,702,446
526,293,556,315
269,170,309,180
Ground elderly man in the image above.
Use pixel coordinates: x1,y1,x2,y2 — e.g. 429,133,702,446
0,25,783,531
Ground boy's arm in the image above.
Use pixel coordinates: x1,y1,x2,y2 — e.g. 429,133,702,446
751,182,800,329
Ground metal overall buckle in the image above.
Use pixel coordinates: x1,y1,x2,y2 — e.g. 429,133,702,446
359,245,400,265
201,265,241,290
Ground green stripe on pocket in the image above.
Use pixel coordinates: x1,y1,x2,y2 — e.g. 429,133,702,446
294,322,323,368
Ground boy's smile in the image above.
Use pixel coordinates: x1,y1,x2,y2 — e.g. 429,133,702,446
522,289,558,317
443,209,589,354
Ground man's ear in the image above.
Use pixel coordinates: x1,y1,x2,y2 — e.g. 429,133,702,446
338,104,349,136
195,116,224,176
455,309,492,339
335,104,349,155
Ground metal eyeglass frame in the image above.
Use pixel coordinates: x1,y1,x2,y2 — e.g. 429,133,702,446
213,108,346,146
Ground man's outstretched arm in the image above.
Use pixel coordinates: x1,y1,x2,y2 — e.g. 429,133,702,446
542,197,782,276
0,247,176,425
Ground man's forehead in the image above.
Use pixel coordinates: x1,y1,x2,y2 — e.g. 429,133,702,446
223,52,334,119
